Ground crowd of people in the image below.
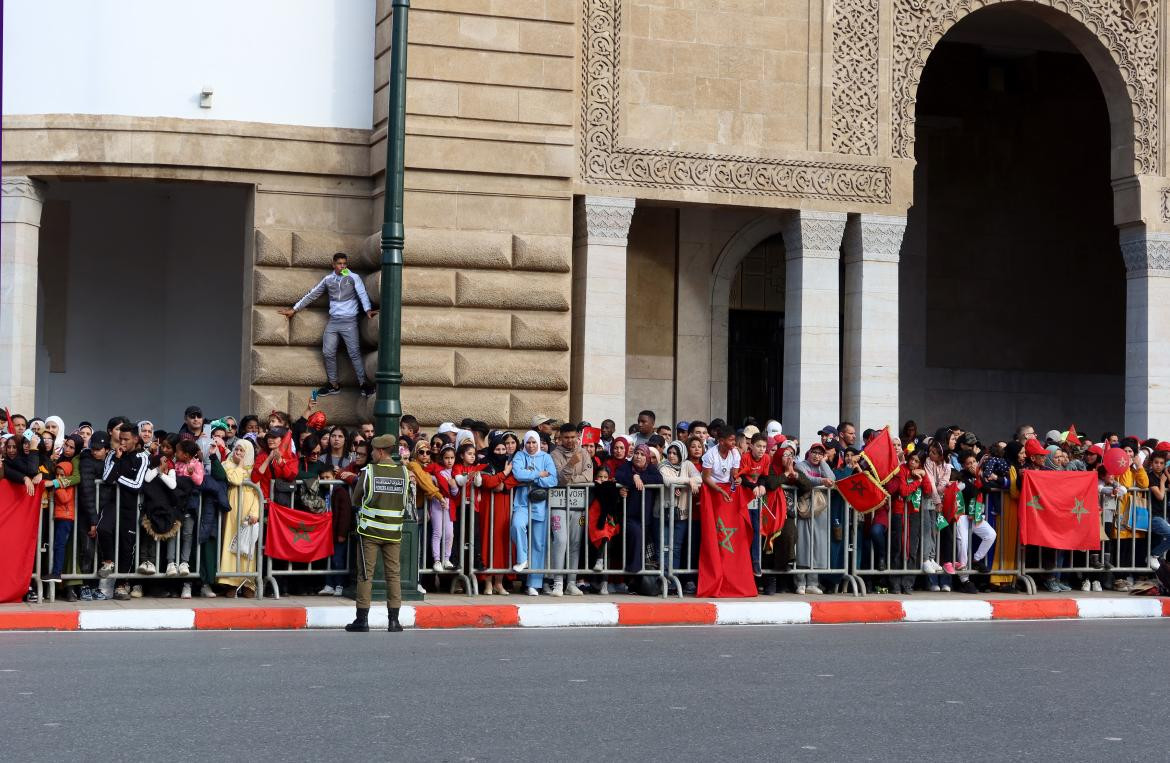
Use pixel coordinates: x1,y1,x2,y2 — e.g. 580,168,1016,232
3,404,1169,603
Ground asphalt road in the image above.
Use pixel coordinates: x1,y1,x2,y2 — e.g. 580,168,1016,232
2,620,1167,761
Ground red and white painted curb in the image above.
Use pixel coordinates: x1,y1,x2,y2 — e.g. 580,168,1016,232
0,597,1167,631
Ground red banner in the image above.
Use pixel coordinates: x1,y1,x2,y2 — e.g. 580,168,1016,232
696,484,757,598
835,471,888,513
861,426,900,485
264,502,334,562
1018,471,1101,551
1,481,43,603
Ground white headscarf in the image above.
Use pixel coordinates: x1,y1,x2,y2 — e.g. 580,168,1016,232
45,416,66,456
522,430,540,448
232,438,256,469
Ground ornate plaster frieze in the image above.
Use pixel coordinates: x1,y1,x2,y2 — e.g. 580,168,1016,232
831,0,880,156
892,0,1160,174
580,0,891,204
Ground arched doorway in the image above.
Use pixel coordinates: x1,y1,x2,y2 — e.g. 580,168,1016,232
901,4,1128,438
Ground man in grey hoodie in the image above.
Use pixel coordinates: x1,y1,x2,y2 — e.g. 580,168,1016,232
549,423,594,596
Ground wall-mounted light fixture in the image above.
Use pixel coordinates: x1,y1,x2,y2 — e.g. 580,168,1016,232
200,86,213,109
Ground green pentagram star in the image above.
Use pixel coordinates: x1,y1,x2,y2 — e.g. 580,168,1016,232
292,522,312,543
1026,496,1044,512
717,517,737,553
1069,498,1088,523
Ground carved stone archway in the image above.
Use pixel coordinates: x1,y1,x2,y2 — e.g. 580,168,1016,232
891,0,1159,178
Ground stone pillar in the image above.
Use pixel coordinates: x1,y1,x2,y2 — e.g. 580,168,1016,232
1,177,46,415
781,211,846,450
571,196,635,425
842,214,905,431
1119,227,1170,438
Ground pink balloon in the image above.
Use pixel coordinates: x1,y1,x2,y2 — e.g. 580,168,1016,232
1103,448,1131,476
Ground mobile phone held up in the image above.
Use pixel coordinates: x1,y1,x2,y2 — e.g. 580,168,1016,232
311,389,318,402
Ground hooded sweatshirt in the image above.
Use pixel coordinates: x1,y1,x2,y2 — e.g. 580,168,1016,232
53,461,76,520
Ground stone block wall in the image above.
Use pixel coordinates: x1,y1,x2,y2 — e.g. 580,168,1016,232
251,223,572,429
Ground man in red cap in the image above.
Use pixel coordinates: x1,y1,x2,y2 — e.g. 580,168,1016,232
1024,438,1049,469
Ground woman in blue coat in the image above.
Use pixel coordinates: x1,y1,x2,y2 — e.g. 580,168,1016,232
510,430,559,595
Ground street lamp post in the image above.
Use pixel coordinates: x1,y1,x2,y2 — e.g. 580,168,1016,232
374,0,421,601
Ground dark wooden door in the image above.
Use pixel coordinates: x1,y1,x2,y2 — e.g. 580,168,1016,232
727,309,783,427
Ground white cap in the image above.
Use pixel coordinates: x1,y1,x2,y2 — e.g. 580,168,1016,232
437,422,457,434
766,420,782,437
531,413,554,428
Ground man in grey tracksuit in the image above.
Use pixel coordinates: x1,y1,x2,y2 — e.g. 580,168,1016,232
280,252,378,397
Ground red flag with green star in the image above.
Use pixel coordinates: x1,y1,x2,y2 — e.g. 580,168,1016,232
264,502,334,562
1018,471,1100,551
696,484,757,598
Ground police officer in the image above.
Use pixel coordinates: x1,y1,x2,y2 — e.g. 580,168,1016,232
346,434,409,633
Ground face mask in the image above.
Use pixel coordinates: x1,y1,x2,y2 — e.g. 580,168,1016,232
340,268,351,276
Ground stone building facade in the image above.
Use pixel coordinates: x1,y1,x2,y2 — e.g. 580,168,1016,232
2,0,1169,447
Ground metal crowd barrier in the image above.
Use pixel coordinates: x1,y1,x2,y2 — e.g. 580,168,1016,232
415,478,474,596
463,482,671,598
850,487,1032,595
264,478,350,599
32,477,265,602
662,485,862,598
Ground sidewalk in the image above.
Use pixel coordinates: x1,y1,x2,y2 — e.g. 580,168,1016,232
2,591,1167,631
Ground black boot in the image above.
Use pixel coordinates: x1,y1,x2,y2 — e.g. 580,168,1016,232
345,607,370,632
387,607,403,633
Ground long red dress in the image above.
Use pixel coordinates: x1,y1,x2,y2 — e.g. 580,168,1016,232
476,470,517,573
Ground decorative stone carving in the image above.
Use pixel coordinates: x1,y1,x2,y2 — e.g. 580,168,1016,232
580,0,891,204
1,176,46,202
892,0,1161,174
831,0,880,156
1120,231,1170,273
574,196,635,245
1161,186,1170,222
844,214,906,263
782,212,848,259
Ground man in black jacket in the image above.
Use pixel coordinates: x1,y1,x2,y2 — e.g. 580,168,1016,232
98,425,150,599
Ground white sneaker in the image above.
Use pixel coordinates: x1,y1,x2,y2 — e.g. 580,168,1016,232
512,560,529,573
165,563,178,577
98,561,114,578
200,585,217,598
1149,555,1162,571
432,561,444,573
940,584,951,592
332,587,343,597
177,562,190,576
598,582,610,595
318,585,335,595
137,561,156,575
550,582,564,597
417,584,426,594
180,583,192,599
130,585,144,598
795,585,807,595
525,586,539,596
567,585,584,596
593,557,605,572
929,584,941,592
1091,581,1102,592
443,560,455,570
806,585,823,595
1080,580,1091,592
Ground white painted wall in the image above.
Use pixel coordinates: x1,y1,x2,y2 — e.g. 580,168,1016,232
2,0,375,129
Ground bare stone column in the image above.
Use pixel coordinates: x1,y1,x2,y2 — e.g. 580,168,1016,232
571,196,635,425
1,177,46,414
1119,227,1170,437
781,211,847,450
843,214,905,431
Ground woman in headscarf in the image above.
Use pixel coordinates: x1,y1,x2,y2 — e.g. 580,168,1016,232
607,435,630,475
614,444,664,584
510,430,558,595
218,438,260,597
476,433,517,594
44,415,66,459
659,439,701,594
992,441,1025,589
792,443,835,594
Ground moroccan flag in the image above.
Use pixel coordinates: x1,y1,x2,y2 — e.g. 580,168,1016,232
1064,425,1079,445
861,426,900,484
757,488,787,552
696,484,757,598
587,498,620,547
265,502,334,562
835,471,888,513
1018,471,1100,551
1,481,43,603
